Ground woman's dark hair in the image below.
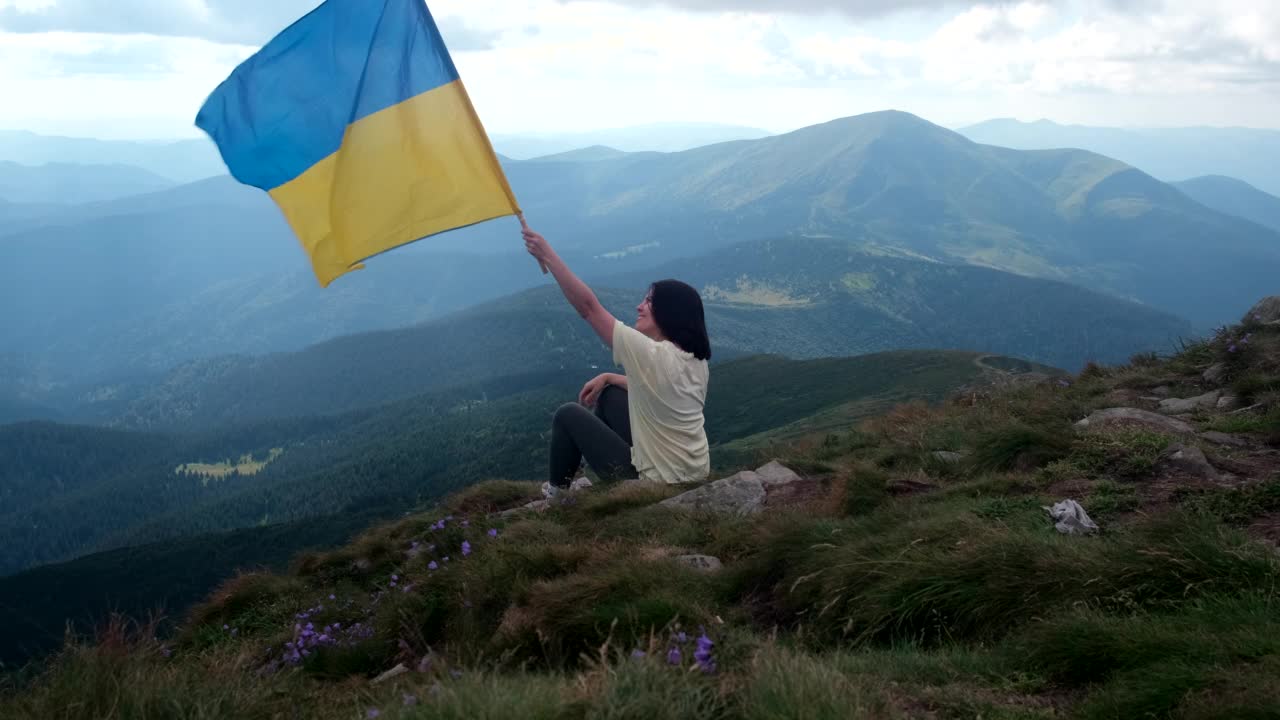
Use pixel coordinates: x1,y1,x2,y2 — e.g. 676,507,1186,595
649,279,711,361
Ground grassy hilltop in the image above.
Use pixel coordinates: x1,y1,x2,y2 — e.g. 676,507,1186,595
3,314,1279,719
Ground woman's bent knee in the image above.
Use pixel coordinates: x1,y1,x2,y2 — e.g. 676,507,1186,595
554,401,587,425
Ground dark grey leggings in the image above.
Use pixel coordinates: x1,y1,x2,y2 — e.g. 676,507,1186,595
549,384,637,487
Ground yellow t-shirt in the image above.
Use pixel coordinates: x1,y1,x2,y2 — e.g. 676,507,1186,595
612,320,710,484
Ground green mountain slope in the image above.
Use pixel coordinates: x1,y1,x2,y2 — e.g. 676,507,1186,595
5,314,1278,717
479,111,1280,328
79,238,1186,431
0,349,1047,580
1173,175,1280,233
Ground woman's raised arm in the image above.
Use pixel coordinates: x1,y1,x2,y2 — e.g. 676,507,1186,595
522,223,617,347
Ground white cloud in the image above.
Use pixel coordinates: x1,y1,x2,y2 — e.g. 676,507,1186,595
1,0,1278,139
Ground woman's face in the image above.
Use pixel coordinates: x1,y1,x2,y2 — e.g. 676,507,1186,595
636,290,660,339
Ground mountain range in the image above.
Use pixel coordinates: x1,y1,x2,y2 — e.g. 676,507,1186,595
0,160,174,204
4,111,1275,405
959,118,1280,196
12,237,1189,430
1172,175,1280,234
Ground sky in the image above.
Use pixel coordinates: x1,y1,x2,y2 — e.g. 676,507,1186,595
0,0,1277,139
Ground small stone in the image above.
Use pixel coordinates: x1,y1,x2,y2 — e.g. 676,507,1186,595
373,664,410,684
1044,499,1099,535
1217,396,1240,411
1203,363,1227,385
1161,443,1219,480
931,451,965,463
674,554,723,572
498,499,550,518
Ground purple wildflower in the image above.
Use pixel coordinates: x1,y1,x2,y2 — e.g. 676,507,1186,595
391,574,399,581
675,632,688,644
631,649,646,659
694,631,716,674
488,528,499,538
1229,344,1238,353
462,520,470,527
444,556,451,563
390,581,397,588
160,646,172,658
428,561,439,571
222,624,229,630
462,541,472,557
403,694,418,707
329,594,336,601
367,709,381,719
667,646,682,666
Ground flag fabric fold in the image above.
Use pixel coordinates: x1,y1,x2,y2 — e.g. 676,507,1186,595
196,0,520,287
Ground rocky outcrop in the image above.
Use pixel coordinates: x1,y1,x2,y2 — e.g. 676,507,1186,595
660,471,768,516
1244,296,1280,325
1075,407,1195,435
1158,390,1221,415
660,460,804,516
1203,363,1227,385
1200,431,1248,448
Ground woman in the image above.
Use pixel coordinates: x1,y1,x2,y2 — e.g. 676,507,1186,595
522,223,711,489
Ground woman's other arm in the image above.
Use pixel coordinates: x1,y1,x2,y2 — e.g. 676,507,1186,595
523,223,617,346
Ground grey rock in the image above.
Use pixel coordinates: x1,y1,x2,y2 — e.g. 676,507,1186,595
660,471,766,516
1161,443,1219,480
674,554,723,572
1151,386,1172,397
1200,431,1248,448
1158,390,1221,415
1075,407,1195,435
931,451,965,463
1217,396,1241,411
1243,296,1280,325
1203,363,1227,385
754,460,803,486
499,499,550,517
1044,499,1099,535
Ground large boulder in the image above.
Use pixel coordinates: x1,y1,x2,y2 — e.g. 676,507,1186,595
1244,296,1280,325
661,461,805,516
1075,407,1195,436
1158,390,1221,415
660,471,767,516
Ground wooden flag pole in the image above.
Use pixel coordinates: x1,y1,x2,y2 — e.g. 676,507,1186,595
518,212,550,275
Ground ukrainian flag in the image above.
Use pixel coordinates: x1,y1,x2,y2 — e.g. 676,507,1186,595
196,0,520,287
